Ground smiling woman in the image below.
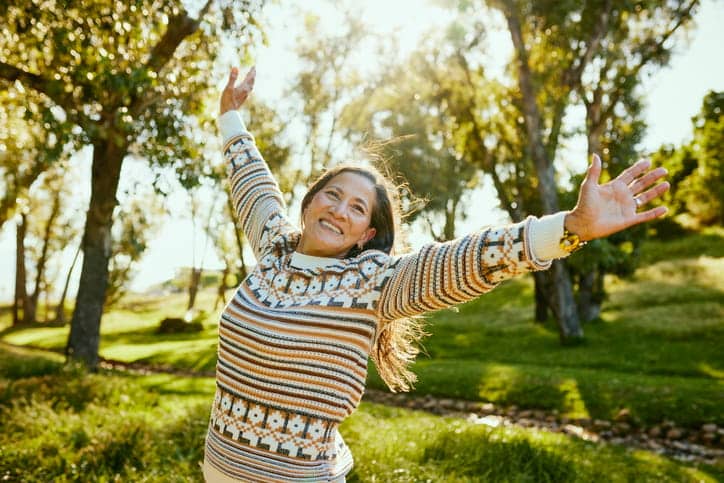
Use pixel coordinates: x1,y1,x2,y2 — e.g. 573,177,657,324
298,166,401,260
298,170,378,258
196,66,672,483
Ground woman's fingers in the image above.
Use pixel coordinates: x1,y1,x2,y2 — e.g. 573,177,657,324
634,205,668,225
628,166,668,195
240,66,255,92
634,181,670,207
225,67,239,90
583,153,603,186
616,158,652,185
232,67,255,107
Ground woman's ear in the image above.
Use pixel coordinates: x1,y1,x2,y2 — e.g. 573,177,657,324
362,227,376,244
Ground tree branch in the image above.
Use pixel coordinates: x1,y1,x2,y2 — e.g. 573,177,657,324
129,1,212,117
0,61,90,129
599,0,698,123
146,1,212,74
563,0,613,90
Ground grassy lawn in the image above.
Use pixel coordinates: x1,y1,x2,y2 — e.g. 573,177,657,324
3,230,722,431
363,255,724,426
1,344,720,482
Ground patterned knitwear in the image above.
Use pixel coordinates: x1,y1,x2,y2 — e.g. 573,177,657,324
203,112,570,482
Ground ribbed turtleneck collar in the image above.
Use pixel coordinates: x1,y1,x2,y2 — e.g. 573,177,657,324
289,251,343,270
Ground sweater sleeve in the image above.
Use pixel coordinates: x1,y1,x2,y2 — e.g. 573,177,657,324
375,215,568,320
219,111,295,260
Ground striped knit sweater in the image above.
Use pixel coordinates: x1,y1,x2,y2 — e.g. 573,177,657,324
203,112,570,482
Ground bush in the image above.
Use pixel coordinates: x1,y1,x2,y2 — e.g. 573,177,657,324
158,318,203,334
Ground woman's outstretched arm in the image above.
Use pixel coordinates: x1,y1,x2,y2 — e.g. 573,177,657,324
375,154,669,320
219,67,294,260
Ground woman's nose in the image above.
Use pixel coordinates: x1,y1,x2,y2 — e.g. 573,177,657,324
330,201,348,219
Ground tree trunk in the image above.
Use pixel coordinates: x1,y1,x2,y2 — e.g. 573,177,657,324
577,269,605,322
532,271,549,322
227,194,248,281
27,188,62,323
55,242,81,324
66,138,125,367
548,261,584,340
443,199,457,241
577,129,607,323
187,267,202,311
23,284,36,324
13,214,28,326
214,265,230,311
43,288,51,323
502,1,582,341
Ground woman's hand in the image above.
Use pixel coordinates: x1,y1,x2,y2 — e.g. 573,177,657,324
220,66,256,116
565,154,670,242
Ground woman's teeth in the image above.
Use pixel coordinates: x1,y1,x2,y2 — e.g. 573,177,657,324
320,220,342,234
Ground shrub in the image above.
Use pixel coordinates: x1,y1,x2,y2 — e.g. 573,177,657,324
158,318,203,334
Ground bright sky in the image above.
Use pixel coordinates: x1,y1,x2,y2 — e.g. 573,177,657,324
0,0,722,301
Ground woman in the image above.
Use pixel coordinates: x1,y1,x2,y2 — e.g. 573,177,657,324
203,67,669,482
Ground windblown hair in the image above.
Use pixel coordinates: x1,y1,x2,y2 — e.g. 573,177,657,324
300,163,426,392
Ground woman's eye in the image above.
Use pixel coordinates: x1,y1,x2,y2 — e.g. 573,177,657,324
325,190,339,199
353,205,365,214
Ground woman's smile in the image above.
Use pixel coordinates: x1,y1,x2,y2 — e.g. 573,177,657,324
319,219,343,235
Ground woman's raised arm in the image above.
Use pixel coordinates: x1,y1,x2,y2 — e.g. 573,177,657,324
219,67,294,260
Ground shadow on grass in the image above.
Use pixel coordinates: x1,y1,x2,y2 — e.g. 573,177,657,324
135,346,218,373
421,426,715,483
369,355,724,427
422,430,578,482
0,319,68,337
0,343,65,379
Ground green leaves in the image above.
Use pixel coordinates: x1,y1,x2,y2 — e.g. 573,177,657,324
653,90,724,228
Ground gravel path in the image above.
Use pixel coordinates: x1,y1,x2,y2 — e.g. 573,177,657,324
363,388,723,465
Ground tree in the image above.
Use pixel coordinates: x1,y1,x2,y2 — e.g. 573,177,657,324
653,90,723,228
0,0,265,367
443,0,699,340
12,162,79,325
345,37,482,241
287,7,390,187
55,243,82,325
185,185,220,312
572,0,698,321
12,210,28,327
21,165,74,323
0,86,75,230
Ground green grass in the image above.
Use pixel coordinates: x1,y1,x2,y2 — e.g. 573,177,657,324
342,404,721,482
1,230,722,430
359,255,723,426
0,344,212,482
1,345,720,482
639,226,724,265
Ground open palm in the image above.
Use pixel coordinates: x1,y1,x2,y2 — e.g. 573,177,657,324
567,154,670,241
220,66,256,115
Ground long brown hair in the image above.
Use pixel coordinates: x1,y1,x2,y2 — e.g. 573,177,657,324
300,164,425,392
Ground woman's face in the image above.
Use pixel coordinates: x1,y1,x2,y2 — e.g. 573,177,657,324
298,171,377,258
